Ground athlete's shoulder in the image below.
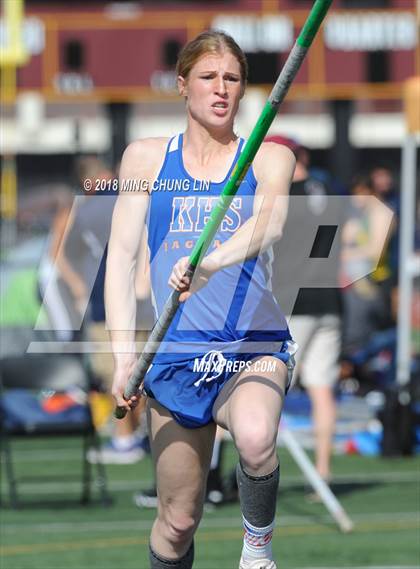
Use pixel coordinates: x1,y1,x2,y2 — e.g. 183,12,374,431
256,141,296,165
123,137,169,166
120,137,170,180
253,141,296,182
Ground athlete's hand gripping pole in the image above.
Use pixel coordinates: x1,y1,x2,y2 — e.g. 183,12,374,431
115,0,334,419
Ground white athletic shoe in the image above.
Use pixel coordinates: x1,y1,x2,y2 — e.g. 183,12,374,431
239,558,277,569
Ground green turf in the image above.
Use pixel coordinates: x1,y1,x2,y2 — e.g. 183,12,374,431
1,438,419,569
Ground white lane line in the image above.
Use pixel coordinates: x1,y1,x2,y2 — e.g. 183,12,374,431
1,511,419,535
1,470,418,496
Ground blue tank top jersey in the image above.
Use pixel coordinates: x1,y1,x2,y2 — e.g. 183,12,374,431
146,133,291,363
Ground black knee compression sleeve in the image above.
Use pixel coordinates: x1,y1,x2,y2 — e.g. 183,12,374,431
149,541,194,569
236,462,280,527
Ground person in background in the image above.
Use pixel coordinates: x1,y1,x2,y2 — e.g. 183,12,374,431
369,165,398,209
368,165,399,326
268,135,342,486
340,175,394,357
38,185,80,341
340,174,395,390
60,156,146,464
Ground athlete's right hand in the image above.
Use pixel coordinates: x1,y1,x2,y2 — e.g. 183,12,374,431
111,355,140,412
169,255,218,302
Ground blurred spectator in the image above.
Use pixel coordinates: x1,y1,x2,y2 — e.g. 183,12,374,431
340,175,394,358
59,156,146,464
38,185,80,341
62,157,114,316
268,135,342,485
369,165,398,209
369,165,399,288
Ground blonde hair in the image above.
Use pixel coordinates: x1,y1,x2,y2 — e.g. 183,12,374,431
176,30,248,86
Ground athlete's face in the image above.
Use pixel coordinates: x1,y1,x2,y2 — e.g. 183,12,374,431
178,51,244,129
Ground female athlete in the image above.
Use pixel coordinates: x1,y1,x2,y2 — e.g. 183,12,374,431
106,30,296,569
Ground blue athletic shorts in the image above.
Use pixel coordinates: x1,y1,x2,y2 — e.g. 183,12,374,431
143,340,297,428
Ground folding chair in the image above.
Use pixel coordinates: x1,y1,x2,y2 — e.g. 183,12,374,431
0,349,112,508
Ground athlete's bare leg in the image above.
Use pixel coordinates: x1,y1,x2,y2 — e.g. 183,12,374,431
213,356,287,475
147,398,216,560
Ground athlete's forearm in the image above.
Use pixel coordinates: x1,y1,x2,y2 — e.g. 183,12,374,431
105,197,147,364
207,146,292,271
105,251,138,367
206,208,284,270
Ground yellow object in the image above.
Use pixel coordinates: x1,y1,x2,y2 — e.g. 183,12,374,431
1,1,30,224
0,64,16,103
403,76,420,134
0,0,29,66
0,156,17,219
89,392,114,431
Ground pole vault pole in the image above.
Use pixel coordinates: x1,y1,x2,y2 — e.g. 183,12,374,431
280,429,354,533
116,0,334,417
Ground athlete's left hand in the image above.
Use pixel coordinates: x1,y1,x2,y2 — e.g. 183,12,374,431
168,256,219,302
